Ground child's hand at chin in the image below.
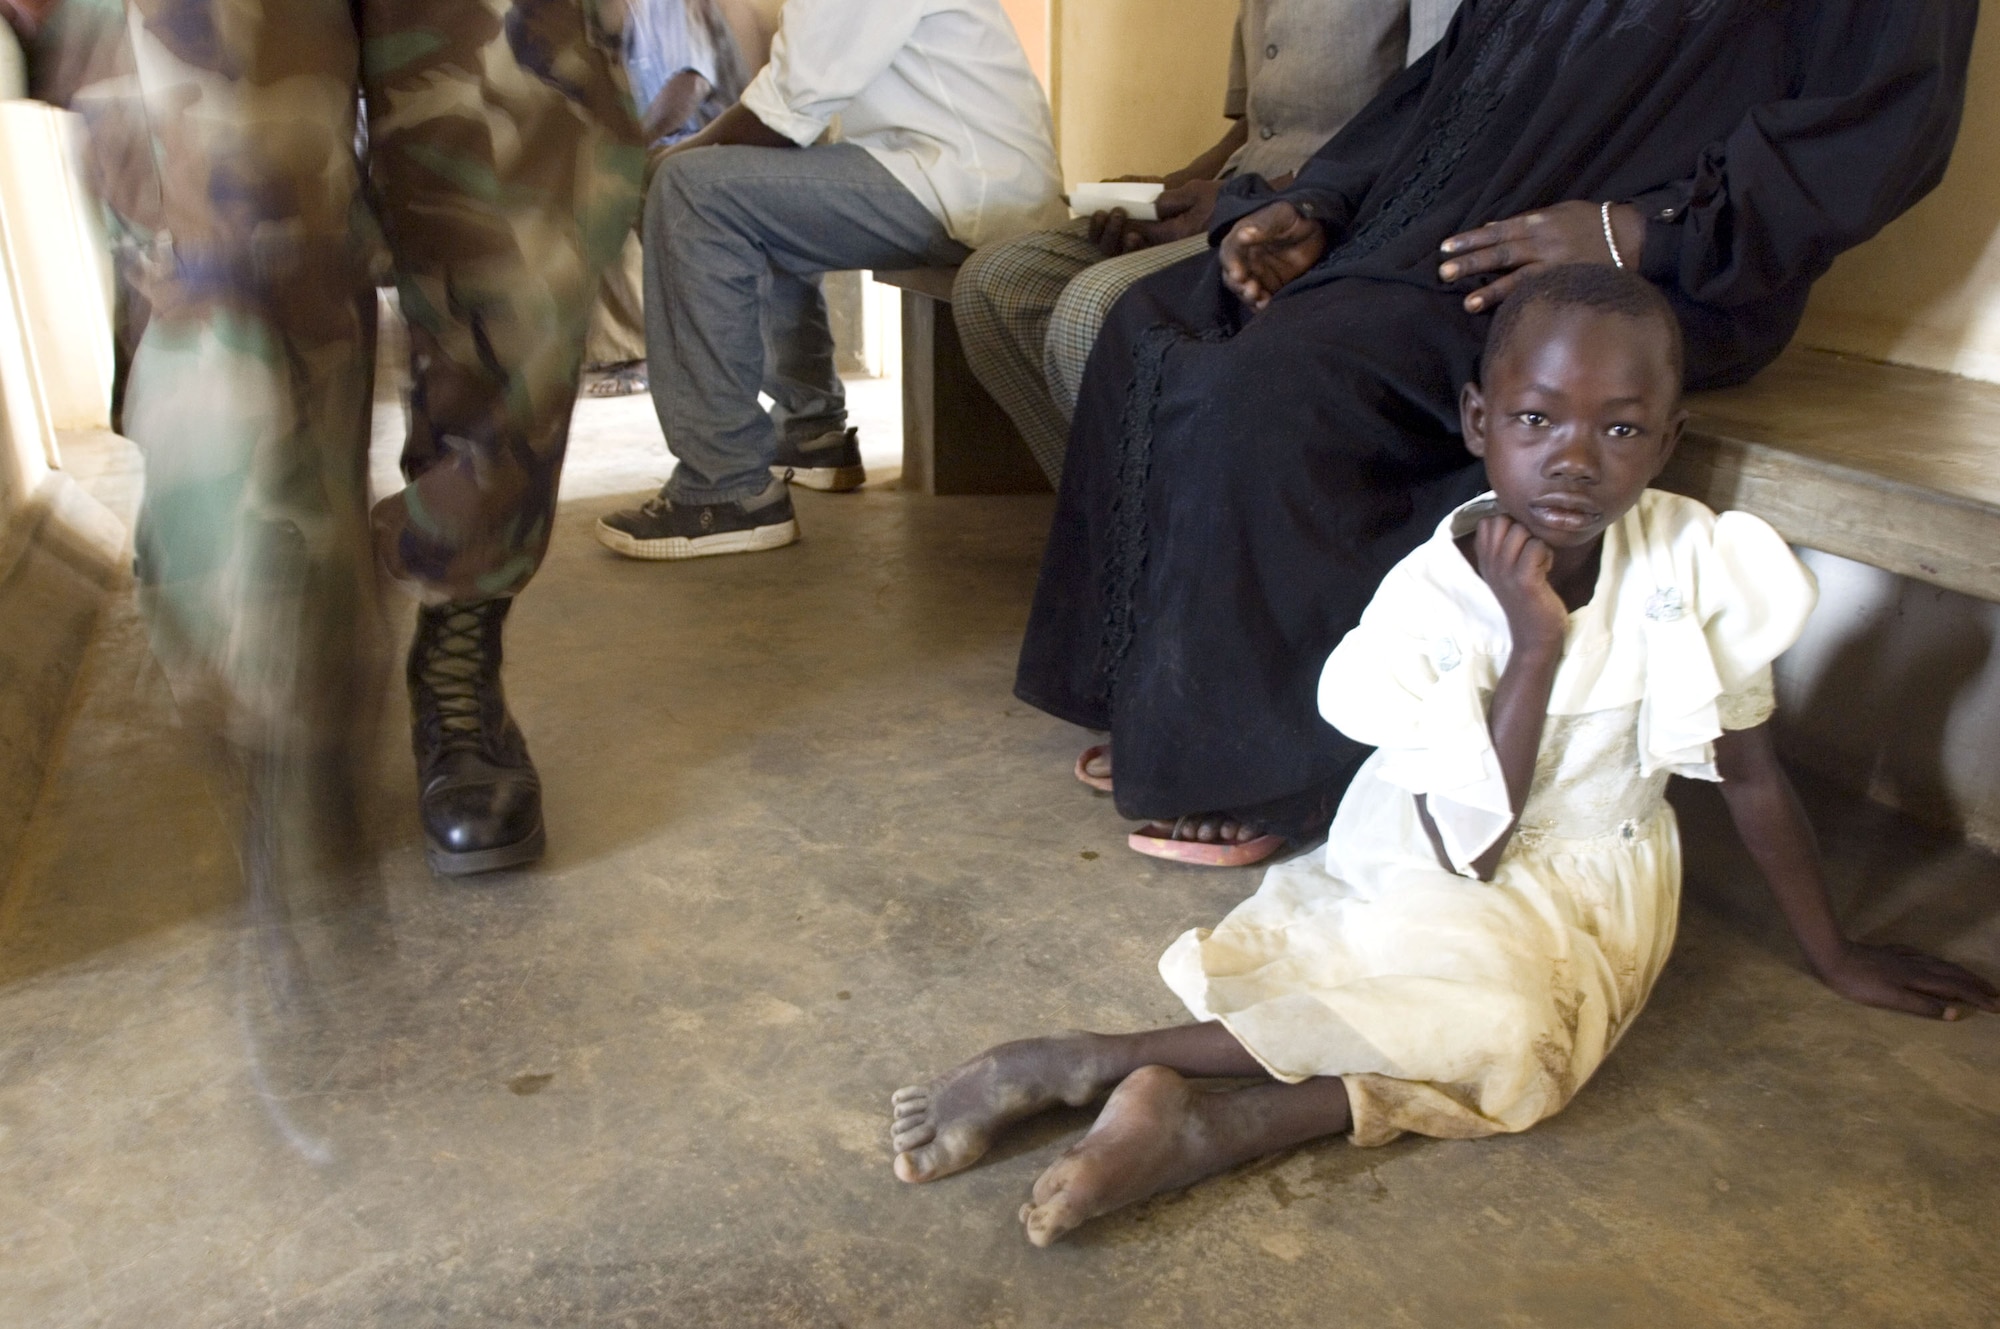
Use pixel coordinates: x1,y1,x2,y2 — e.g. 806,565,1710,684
1474,514,1569,652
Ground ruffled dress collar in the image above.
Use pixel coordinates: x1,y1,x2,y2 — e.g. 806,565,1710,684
1424,490,1748,781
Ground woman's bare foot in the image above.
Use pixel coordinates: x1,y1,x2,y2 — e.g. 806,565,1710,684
1076,744,1113,791
1138,813,1261,845
892,1033,1117,1183
1018,1065,1351,1246
1128,814,1286,866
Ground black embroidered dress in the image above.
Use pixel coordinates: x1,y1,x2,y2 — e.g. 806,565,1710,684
1014,0,1974,836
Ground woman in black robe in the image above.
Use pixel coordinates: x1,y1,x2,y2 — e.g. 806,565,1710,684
1016,0,1975,862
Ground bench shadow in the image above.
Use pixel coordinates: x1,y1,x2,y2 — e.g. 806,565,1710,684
1673,764,1999,974
1669,555,1999,972
1782,577,1995,843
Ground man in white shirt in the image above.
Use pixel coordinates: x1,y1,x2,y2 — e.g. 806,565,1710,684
597,0,1062,562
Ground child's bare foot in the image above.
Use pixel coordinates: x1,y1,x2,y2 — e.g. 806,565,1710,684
892,1033,1115,1183
1018,1065,1243,1246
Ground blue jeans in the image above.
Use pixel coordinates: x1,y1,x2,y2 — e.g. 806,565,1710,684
645,143,968,502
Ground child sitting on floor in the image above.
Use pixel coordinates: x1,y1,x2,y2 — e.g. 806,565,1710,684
888,264,1997,1248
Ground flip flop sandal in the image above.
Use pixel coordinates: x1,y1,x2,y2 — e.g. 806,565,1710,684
1127,826,1287,868
1074,744,1114,792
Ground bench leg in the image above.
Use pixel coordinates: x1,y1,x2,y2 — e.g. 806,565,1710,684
899,291,1051,496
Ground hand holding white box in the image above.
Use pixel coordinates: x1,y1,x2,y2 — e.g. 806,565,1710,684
1066,181,1165,221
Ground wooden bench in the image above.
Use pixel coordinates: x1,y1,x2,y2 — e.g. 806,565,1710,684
1671,348,2000,603
872,267,1051,495
873,266,2000,602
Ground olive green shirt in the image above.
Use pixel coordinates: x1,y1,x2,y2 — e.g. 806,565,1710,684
1223,0,1463,181
1223,0,1411,180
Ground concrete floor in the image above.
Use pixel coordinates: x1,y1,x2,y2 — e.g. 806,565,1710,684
2,384,1997,1327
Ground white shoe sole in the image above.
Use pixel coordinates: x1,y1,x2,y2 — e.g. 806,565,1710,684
772,462,867,493
595,516,800,561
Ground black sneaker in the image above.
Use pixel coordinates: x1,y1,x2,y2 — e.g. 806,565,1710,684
595,477,800,561
770,426,866,492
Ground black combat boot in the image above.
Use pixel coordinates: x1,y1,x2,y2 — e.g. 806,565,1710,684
407,598,545,875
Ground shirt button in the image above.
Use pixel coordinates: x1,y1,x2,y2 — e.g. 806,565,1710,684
1259,125,1275,139
1265,43,1278,58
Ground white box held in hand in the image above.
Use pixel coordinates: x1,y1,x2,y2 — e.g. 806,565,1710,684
1066,181,1165,222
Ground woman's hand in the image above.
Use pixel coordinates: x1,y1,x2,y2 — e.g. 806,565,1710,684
1815,941,2000,1021
1439,200,1647,312
1473,515,1568,653
1219,201,1326,311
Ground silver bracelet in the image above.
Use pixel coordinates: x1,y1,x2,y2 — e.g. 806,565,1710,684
1600,200,1626,270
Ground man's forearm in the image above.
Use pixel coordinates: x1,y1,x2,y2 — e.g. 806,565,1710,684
641,71,716,145
664,102,798,156
1165,120,1250,187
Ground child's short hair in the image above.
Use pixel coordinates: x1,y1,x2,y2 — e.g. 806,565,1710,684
1480,264,1684,388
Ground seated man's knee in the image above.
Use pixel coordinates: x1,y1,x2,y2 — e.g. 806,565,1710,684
648,146,739,224
951,237,1022,320
1052,264,1140,346
649,152,698,208
1044,273,1137,406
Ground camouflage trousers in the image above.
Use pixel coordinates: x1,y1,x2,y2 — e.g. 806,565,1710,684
55,0,642,748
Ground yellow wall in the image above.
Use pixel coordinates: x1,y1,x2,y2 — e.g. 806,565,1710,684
0,102,112,519
717,0,785,73
1048,0,1238,185
1794,11,2000,384
1000,0,1049,86
0,107,113,438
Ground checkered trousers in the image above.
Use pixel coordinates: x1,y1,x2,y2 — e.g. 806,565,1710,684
952,221,1208,485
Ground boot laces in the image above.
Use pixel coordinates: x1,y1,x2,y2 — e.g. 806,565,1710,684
418,607,493,750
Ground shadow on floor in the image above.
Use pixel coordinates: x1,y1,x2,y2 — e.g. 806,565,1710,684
1,429,1995,1324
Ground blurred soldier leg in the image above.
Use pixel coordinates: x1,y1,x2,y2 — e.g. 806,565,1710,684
110,0,639,879
363,0,642,874
115,0,384,878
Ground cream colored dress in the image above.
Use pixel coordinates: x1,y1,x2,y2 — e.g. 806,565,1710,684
1160,491,1818,1146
